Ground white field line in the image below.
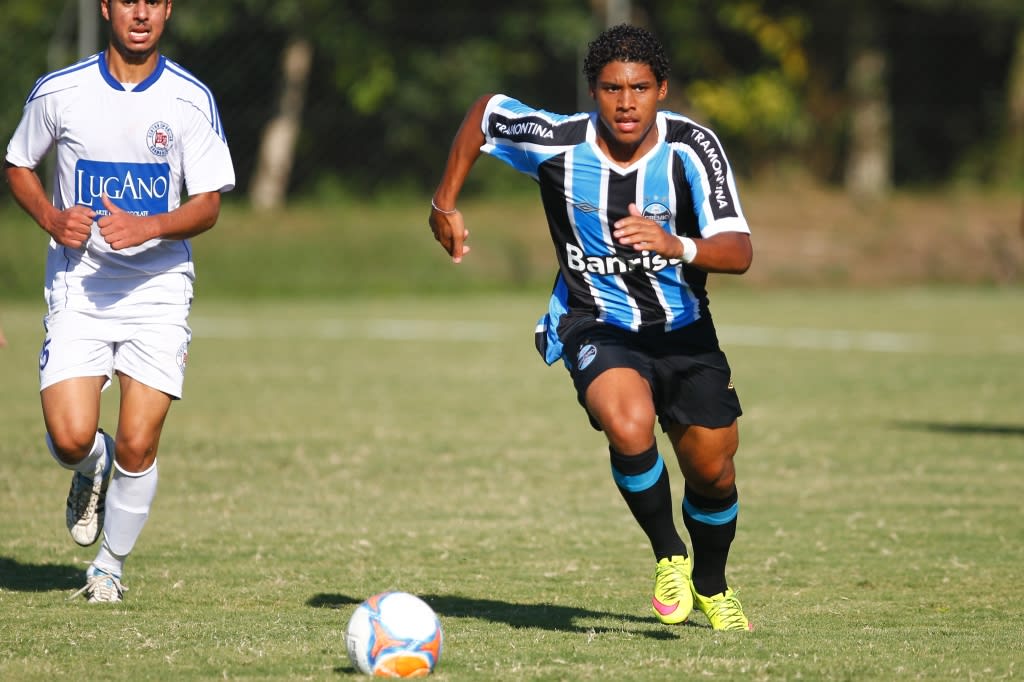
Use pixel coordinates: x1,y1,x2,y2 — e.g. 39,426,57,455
190,317,1024,354
719,325,928,353
720,325,1024,354
190,317,507,342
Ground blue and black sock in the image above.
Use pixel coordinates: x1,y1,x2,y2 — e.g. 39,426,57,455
610,445,687,561
682,484,738,596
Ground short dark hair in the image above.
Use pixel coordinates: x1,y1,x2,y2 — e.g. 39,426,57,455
582,24,671,86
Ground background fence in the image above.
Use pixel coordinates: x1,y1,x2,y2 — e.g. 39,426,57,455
2,0,1022,210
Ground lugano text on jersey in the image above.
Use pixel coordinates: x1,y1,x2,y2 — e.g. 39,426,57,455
565,243,682,275
75,161,171,216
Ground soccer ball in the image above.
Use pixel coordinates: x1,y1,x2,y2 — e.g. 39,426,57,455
346,591,443,677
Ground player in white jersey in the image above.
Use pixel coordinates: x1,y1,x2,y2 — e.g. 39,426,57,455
4,0,234,603
430,25,755,630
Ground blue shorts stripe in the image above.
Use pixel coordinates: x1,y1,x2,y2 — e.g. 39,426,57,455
683,497,739,525
611,455,665,493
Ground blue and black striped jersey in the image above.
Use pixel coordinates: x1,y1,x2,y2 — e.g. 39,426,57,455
479,95,750,364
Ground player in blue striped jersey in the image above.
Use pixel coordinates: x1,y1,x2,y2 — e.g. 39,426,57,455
5,0,234,603
430,24,754,631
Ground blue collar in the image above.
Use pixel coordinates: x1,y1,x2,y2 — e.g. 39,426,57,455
98,51,165,92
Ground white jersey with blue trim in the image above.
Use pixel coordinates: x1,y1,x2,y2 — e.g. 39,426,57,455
5,51,235,313
480,95,750,363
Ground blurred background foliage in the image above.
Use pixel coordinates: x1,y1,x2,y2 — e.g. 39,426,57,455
0,0,1022,204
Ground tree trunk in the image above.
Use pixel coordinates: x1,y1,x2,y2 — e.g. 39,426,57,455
1005,25,1024,236
844,6,891,201
1008,26,1024,156
249,37,313,210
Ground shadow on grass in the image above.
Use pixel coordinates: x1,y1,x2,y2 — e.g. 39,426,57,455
892,420,1024,437
307,592,694,638
0,557,82,591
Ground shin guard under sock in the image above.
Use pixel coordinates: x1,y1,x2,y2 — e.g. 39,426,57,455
682,484,738,596
610,445,687,560
93,460,158,577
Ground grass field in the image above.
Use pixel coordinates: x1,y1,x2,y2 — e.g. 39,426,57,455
0,287,1022,680
2,185,1021,301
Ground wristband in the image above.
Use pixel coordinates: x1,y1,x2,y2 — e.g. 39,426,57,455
677,236,698,264
431,198,458,215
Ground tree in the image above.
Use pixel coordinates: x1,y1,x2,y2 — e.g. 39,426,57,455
168,1,336,209
1004,25,1024,189
887,0,1023,185
5,0,1020,204
641,1,815,175
248,36,313,210
844,3,891,200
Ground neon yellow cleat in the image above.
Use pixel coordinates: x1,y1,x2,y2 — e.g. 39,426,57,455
692,587,753,631
651,555,693,624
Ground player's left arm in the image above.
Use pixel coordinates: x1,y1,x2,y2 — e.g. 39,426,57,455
612,203,752,274
97,190,221,250
679,230,751,274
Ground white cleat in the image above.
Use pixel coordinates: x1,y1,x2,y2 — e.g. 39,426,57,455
68,565,127,603
65,431,114,546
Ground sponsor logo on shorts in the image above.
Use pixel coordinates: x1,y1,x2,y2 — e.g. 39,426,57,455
176,342,189,375
577,343,598,371
147,121,175,157
727,379,735,390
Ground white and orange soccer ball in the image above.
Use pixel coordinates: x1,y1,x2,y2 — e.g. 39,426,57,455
346,591,443,677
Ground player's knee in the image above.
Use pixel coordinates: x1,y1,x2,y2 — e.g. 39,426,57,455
709,466,736,494
110,432,157,472
688,456,736,495
47,428,97,464
601,410,657,453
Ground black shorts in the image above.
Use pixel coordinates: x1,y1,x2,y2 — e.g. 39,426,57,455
558,315,742,432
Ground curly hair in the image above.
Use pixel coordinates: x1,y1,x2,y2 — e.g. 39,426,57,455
582,24,671,86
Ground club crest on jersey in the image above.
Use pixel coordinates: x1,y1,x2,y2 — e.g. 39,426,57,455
577,344,598,371
147,121,174,157
642,202,672,225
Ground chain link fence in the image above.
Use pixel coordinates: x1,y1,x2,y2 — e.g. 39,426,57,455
2,1,600,210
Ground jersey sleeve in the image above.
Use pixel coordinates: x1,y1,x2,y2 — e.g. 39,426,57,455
480,95,589,179
5,91,58,170
667,116,750,238
179,96,235,196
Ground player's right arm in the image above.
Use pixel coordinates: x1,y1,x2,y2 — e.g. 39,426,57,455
3,162,95,249
429,94,493,263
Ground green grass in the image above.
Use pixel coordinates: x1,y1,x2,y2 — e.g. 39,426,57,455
0,287,1022,680
0,194,559,301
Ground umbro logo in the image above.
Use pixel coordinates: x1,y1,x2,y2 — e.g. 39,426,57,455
573,202,598,212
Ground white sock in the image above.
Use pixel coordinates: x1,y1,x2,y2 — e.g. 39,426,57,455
47,431,108,474
92,460,158,577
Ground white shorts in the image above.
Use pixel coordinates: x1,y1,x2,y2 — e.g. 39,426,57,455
39,307,192,399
